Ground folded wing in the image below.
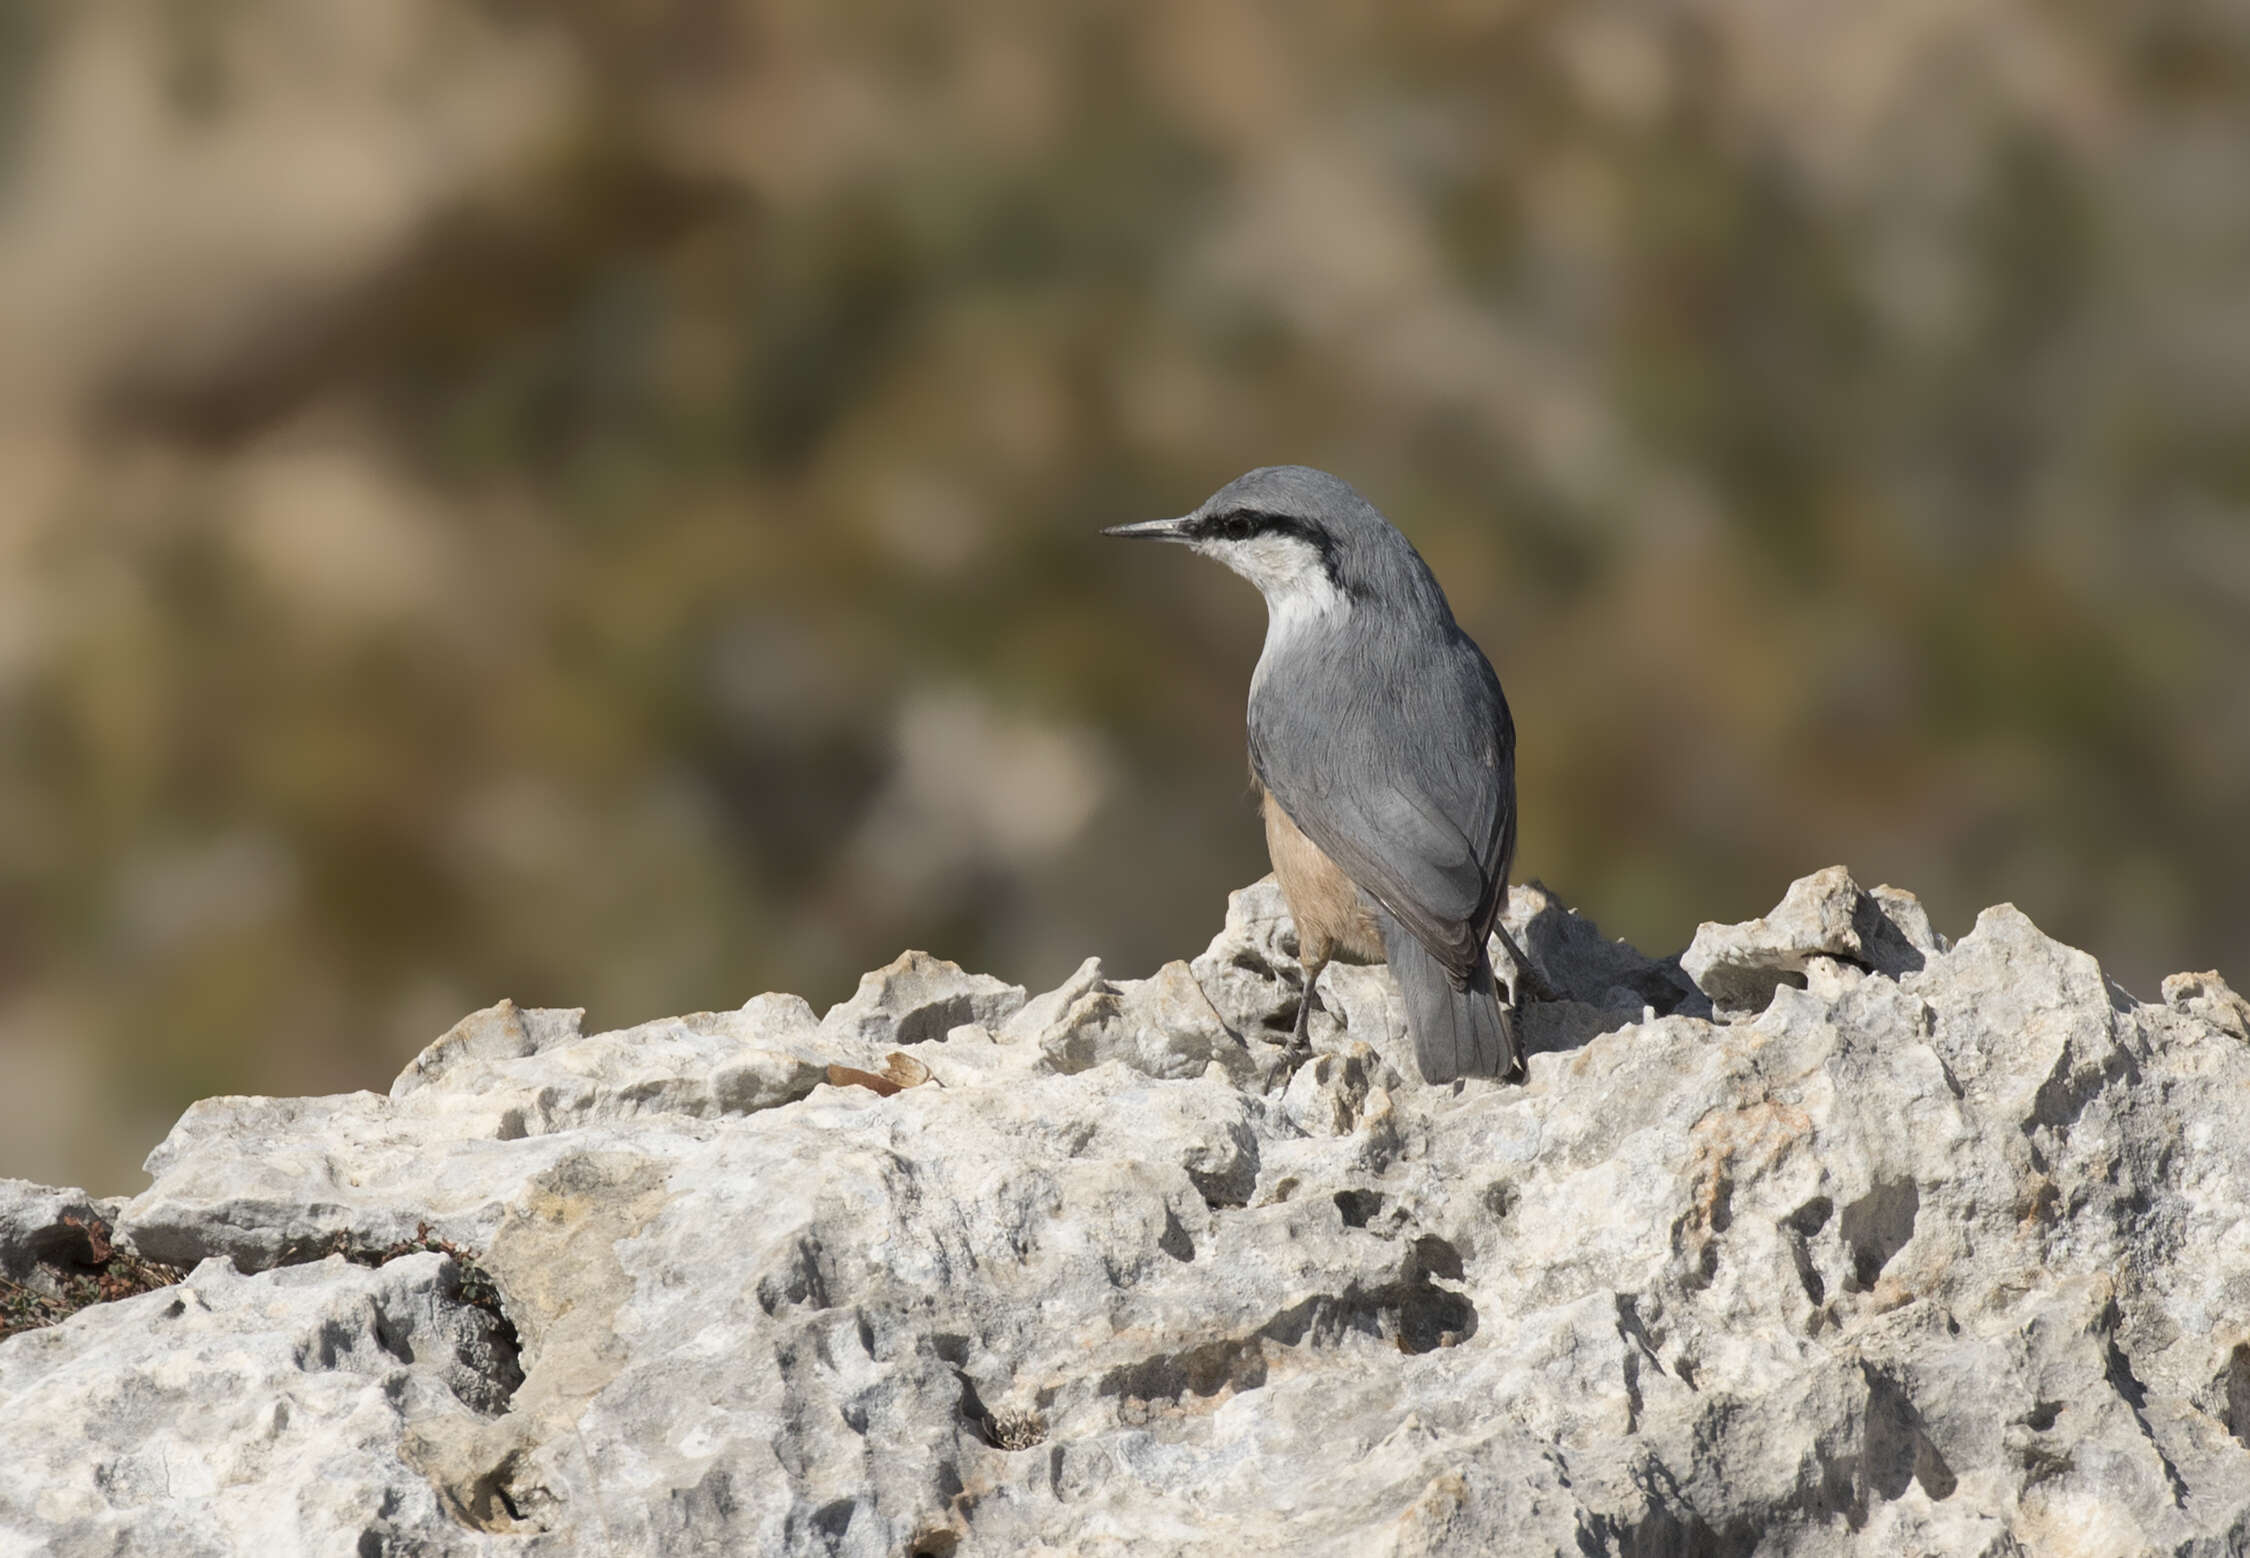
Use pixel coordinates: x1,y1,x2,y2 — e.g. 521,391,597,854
1249,648,1513,986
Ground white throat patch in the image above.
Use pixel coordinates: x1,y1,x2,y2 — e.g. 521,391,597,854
1196,533,1327,598
1198,532,1348,691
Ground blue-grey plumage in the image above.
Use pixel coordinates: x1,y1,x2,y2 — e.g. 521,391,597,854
1104,465,1529,1084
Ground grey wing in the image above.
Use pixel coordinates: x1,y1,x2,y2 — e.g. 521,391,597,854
1251,686,1512,987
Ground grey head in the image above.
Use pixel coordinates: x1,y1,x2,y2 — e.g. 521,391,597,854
1103,465,1451,630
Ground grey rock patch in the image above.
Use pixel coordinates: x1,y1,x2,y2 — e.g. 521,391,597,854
1502,879,1704,1017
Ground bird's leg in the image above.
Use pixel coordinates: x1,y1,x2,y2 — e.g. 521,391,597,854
1494,925,1559,1005
1290,954,1330,1053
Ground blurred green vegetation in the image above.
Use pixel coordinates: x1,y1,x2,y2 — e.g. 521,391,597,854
1,0,2246,1190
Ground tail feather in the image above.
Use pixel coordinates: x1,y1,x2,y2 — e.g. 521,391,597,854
1379,912,1522,1084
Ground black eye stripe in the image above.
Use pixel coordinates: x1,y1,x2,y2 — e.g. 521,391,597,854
1190,506,1345,589
1193,508,1314,545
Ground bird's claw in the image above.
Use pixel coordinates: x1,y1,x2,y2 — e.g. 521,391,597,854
1495,926,1560,1005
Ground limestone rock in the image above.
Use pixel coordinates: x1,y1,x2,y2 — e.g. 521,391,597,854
0,1252,517,1556
2162,969,2250,1044
391,1000,589,1100
819,950,1028,1054
3,868,2248,1555
1681,865,1939,1019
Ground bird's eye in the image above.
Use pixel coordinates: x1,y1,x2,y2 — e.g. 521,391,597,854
1197,509,1275,543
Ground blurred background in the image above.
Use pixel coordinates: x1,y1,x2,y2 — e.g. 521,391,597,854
2,0,2246,1192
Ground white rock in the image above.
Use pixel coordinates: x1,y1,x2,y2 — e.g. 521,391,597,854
2162,969,2250,1044
1681,865,1938,1019
391,999,587,1099
819,950,1028,1056
1278,1043,1391,1138
2,869,2246,1555
0,1253,515,1557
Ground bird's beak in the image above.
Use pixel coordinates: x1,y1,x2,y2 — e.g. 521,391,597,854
1101,516,1194,543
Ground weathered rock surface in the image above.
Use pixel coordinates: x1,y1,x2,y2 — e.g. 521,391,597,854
2,1250,519,1555
4,869,2249,1556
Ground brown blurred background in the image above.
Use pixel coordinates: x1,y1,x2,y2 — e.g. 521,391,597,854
2,1,2245,1192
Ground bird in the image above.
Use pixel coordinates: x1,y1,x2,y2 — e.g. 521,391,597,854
1105,465,1541,1084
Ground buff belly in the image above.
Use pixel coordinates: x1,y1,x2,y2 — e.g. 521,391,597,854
1259,788,1384,966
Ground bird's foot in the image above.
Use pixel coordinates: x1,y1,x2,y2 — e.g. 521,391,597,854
1287,998,1317,1055
1495,926,1560,1005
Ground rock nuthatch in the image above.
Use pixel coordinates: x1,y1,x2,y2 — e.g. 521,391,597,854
1107,466,1539,1083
